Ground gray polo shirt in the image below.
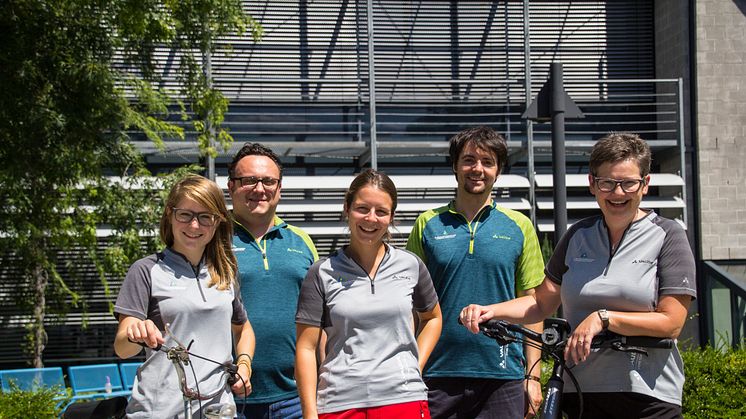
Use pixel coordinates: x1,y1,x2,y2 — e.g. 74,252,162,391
296,245,438,413
114,248,247,418
546,211,696,405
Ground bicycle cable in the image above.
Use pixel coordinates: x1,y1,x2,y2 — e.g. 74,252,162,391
491,333,585,418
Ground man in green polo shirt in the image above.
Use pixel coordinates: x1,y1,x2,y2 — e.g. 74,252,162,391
229,143,318,418
406,126,544,418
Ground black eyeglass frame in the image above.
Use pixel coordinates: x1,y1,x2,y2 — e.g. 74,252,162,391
171,207,220,227
230,176,280,189
592,176,647,193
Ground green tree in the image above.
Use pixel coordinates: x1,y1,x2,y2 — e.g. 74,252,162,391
0,0,260,367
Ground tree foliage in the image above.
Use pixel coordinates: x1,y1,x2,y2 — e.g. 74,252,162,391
0,0,260,366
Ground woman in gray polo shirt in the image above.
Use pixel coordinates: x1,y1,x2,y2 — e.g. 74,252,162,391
114,175,255,418
295,169,442,419
460,133,696,419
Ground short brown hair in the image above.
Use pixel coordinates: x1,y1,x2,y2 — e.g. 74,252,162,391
448,126,508,174
589,132,652,177
229,142,283,179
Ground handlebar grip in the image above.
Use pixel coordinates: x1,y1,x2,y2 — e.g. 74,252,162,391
479,319,504,330
128,338,162,352
225,363,238,386
593,333,674,350
623,336,674,349
457,317,498,329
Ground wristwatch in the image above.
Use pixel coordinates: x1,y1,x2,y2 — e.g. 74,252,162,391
597,309,610,330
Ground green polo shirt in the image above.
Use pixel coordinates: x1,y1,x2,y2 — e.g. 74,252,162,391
406,201,544,380
233,216,318,403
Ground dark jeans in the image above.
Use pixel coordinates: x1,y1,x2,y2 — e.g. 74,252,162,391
236,396,302,419
562,392,682,419
425,377,524,419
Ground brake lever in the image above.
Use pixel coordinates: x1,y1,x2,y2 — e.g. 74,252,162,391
480,321,517,346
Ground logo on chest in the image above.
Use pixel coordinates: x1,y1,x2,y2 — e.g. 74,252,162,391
573,252,595,263
632,259,656,266
335,276,355,288
434,229,456,240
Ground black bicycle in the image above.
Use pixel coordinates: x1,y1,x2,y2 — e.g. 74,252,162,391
475,317,673,419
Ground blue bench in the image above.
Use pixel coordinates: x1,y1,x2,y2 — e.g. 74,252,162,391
67,363,131,403
0,367,65,392
118,362,142,393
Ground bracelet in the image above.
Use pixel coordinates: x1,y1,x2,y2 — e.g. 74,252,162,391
525,375,541,383
236,353,253,364
237,360,252,371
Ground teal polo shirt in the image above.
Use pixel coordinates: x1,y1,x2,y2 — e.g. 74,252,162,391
406,200,544,380
233,216,318,403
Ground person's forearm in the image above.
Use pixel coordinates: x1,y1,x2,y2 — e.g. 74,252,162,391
524,320,542,378
603,296,690,339
296,324,322,419
416,314,442,371
485,295,547,324
295,347,320,419
114,329,143,359
233,322,256,360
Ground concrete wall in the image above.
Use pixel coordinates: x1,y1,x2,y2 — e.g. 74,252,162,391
654,1,694,232
696,0,746,260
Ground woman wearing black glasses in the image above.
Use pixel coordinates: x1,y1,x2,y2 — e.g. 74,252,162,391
114,174,255,418
460,133,696,419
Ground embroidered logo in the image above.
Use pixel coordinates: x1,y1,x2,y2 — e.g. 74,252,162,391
287,247,304,255
335,276,355,288
573,252,595,263
492,234,511,240
434,230,456,240
632,259,656,265
232,246,246,253
392,274,413,285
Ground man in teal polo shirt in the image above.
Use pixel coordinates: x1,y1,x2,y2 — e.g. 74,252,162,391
406,126,545,418
229,143,318,418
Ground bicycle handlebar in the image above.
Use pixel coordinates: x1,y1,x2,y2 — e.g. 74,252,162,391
461,317,674,419
476,318,673,351
128,338,239,397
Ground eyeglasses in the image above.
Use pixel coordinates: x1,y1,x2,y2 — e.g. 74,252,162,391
593,177,646,193
172,207,219,227
231,176,280,189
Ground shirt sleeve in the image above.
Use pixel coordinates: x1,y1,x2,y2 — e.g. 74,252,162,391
295,260,327,327
406,213,428,263
231,287,248,325
657,220,697,299
545,224,575,285
114,256,155,321
412,253,438,312
513,214,545,291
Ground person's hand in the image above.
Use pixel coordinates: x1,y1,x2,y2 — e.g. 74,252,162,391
564,312,604,364
524,378,542,418
459,304,495,334
126,319,164,349
231,363,252,397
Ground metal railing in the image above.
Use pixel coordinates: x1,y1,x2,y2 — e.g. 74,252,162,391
701,261,746,349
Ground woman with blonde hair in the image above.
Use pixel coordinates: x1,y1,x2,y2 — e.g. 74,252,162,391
114,174,255,418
